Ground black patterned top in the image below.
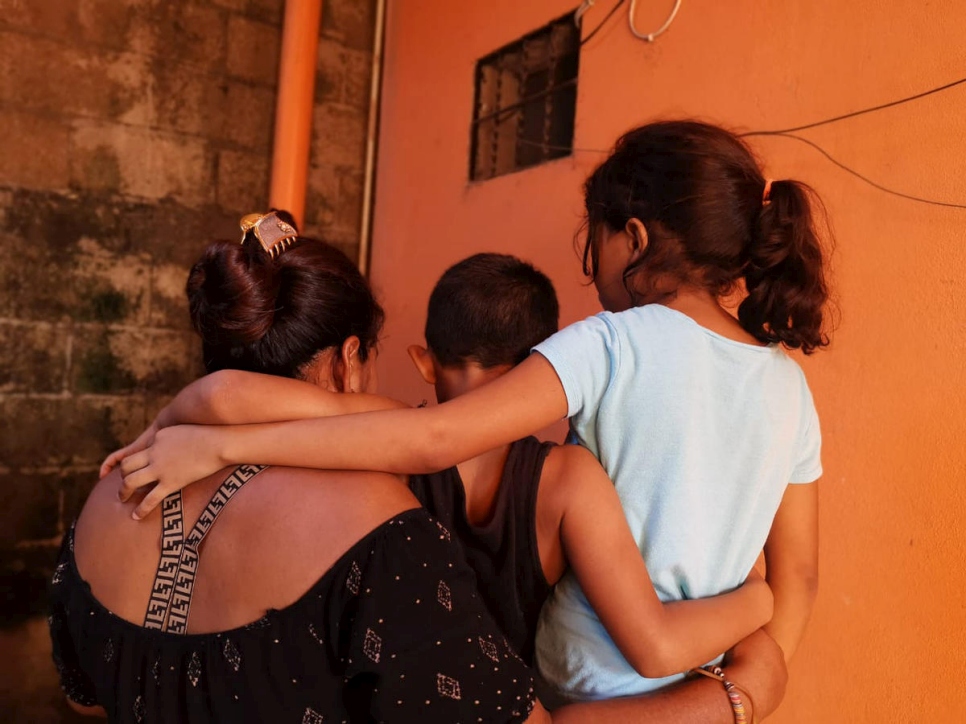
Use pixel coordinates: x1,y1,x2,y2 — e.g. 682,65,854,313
48,508,536,723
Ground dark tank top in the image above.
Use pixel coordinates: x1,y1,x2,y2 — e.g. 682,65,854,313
409,436,554,664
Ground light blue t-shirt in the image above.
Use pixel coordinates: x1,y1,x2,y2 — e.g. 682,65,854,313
532,304,822,701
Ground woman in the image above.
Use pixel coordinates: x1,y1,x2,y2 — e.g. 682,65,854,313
50,212,784,722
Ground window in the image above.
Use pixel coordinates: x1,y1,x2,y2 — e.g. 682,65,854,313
470,12,580,182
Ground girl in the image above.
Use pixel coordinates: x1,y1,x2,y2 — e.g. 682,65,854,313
117,121,828,703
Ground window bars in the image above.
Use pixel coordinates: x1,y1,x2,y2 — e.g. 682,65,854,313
470,13,580,181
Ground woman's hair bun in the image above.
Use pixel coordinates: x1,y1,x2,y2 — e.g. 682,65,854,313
187,239,281,349
186,215,384,378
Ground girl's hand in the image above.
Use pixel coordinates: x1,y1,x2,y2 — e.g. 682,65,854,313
99,418,161,479
117,425,227,520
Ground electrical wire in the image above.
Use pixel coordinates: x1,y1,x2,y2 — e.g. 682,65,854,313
515,136,610,154
580,0,627,45
628,0,682,42
515,75,966,209
742,131,966,209
748,75,966,135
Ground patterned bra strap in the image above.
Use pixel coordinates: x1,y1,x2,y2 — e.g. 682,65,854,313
143,493,187,630
142,465,268,633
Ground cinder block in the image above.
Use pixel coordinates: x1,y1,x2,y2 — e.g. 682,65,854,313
71,237,151,325
150,63,230,139
0,395,147,469
148,263,193,330
305,163,340,230
213,0,284,25
316,38,346,105
322,0,375,52
227,15,280,85
224,82,276,151
78,0,140,52
208,0,249,14
311,104,366,171
70,121,215,206
336,171,364,233
0,470,62,547
245,0,285,25
1,0,80,44
0,110,70,191
3,188,138,260
144,3,228,73
217,149,270,215
120,200,239,267
104,52,155,126
0,322,69,394
71,326,198,395
0,231,77,321
343,49,372,111
0,32,148,122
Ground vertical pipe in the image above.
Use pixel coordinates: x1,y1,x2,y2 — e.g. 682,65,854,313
357,0,386,275
269,0,323,228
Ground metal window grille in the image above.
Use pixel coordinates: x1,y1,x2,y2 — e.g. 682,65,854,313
470,12,580,182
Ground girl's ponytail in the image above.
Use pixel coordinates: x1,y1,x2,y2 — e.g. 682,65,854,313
738,180,829,354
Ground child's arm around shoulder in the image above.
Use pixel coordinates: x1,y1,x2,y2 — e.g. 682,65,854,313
160,369,410,427
102,369,408,478
118,353,570,518
545,444,774,678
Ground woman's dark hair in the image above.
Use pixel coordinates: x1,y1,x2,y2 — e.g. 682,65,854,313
187,211,384,379
581,120,830,353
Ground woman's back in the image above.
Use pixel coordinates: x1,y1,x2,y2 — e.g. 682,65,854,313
73,465,415,633
53,466,538,722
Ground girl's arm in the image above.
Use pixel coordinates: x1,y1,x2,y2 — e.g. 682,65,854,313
157,369,409,426
105,370,408,479
762,482,820,661
119,354,568,517
537,629,788,723
550,446,774,678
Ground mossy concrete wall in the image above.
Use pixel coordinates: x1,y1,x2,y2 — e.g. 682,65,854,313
0,0,376,621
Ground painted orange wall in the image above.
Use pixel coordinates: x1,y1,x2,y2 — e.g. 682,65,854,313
369,1,966,720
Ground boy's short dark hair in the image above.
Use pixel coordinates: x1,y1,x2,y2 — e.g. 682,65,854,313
426,253,559,368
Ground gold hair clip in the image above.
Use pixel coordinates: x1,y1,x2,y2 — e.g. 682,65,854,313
239,212,298,258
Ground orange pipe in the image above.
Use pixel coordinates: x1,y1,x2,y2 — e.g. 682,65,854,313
269,0,323,228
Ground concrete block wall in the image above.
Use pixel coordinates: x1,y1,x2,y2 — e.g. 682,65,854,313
0,0,376,618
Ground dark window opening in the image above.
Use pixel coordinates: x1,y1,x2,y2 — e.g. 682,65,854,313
470,12,580,182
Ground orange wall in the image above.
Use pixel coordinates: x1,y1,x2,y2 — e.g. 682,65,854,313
369,1,966,719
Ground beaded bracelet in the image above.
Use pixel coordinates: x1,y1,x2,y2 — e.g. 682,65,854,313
690,665,755,724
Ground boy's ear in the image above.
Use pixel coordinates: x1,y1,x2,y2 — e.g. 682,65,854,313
407,345,437,385
624,218,648,255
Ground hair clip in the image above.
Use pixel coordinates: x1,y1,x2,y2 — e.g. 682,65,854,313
239,212,299,258
761,179,774,206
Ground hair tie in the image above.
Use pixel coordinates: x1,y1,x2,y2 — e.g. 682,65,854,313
239,211,298,258
761,179,774,206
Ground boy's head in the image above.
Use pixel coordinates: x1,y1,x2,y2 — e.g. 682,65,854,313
409,253,559,402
